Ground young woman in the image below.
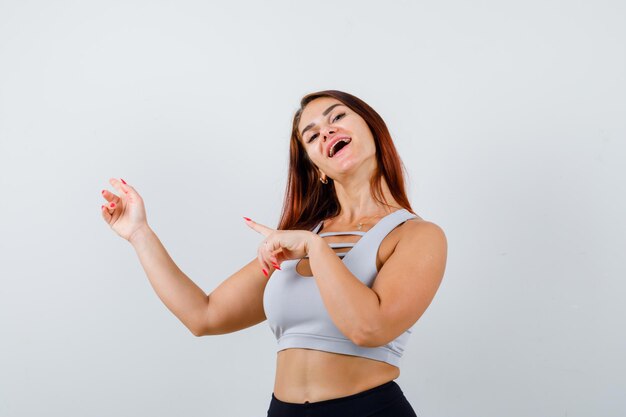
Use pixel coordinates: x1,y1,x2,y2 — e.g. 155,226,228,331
100,90,447,416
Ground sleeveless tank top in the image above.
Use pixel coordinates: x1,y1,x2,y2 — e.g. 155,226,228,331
263,208,418,367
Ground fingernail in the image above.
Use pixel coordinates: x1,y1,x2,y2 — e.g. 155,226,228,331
101,190,105,194
273,264,281,270
101,205,105,209
262,268,268,277
110,202,115,208
120,178,127,184
243,217,251,221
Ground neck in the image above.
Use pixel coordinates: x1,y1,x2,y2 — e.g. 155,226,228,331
331,176,401,224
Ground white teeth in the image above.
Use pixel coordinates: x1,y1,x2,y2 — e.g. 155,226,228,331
329,138,351,157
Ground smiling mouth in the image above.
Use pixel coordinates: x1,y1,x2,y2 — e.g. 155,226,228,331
329,138,352,158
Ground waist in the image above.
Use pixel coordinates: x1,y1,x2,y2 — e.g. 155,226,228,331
273,348,400,403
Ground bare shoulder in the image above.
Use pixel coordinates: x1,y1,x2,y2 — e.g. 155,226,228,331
377,217,448,282
378,215,447,270
401,217,447,244
391,217,448,257
402,217,445,236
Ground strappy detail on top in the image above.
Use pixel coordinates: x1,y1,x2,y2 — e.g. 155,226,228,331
302,212,403,259
304,225,366,258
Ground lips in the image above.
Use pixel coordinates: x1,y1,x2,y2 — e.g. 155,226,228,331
326,135,352,158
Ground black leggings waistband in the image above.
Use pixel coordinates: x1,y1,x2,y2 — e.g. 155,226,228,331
266,380,418,417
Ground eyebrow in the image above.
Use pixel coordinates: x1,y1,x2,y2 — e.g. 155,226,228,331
300,103,344,138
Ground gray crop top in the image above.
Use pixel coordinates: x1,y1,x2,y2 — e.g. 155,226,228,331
263,208,418,367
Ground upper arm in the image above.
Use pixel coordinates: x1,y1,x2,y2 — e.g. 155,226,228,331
197,258,271,336
365,220,448,347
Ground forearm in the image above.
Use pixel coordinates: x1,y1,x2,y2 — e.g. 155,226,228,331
130,225,208,336
307,235,381,345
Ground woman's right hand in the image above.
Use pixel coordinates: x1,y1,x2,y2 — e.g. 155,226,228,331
100,178,149,243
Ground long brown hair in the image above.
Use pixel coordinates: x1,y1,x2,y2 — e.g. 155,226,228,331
277,90,414,231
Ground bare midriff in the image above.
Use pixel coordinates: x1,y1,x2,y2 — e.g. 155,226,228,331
273,348,400,403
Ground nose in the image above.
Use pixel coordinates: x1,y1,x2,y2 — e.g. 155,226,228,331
322,128,335,141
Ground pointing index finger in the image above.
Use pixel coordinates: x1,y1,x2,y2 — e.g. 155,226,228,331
243,218,274,236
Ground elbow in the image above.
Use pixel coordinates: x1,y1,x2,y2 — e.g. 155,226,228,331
190,303,212,337
350,324,382,348
190,322,208,337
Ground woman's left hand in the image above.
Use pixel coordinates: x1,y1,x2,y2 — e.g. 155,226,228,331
244,217,316,276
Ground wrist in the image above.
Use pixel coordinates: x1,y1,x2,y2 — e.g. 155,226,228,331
305,232,324,257
129,224,153,247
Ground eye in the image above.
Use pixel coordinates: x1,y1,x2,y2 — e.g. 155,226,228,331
332,113,345,123
308,133,319,143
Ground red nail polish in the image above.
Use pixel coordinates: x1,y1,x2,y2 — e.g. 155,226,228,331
120,178,127,184
101,190,105,194
243,217,251,221
110,203,115,208
273,264,281,270
262,268,268,277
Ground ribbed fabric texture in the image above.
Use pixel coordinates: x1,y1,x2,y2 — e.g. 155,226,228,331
263,209,418,367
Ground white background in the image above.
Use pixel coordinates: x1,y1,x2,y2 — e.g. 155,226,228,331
0,1,624,416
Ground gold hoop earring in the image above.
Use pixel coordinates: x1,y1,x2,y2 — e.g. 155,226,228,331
319,175,328,184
